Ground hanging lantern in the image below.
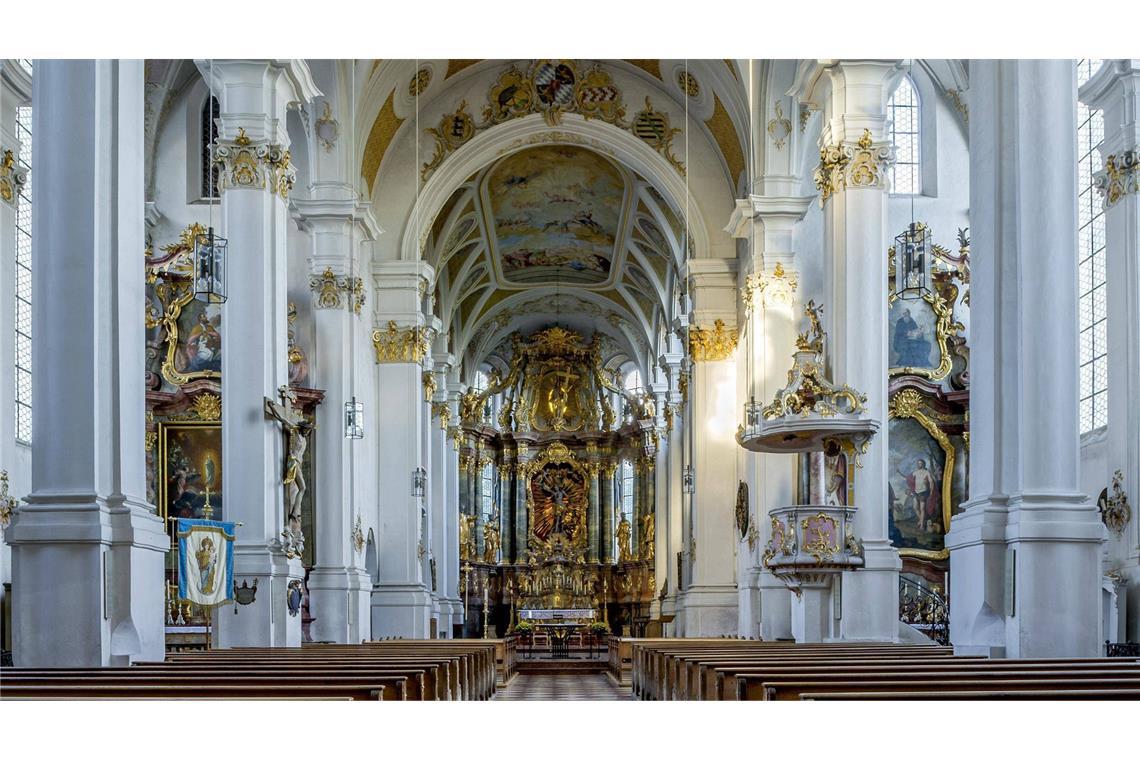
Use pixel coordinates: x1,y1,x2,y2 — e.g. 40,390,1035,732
743,397,762,437
642,427,657,458
894,221,932,301
344,396,364,439
682,465,695,495
193,226,228,304
412,466,427,498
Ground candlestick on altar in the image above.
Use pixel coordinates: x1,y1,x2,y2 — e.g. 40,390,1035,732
462,561,472,637
482,585,491,639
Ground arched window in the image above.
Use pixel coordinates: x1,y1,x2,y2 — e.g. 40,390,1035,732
1076,59,1106,434
480,461,495,521
200,95,219,199
14,70,33,444
618,458,635,557
887,76,921,195
622,368,642,394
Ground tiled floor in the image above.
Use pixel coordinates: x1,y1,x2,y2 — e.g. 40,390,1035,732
494,673,632,701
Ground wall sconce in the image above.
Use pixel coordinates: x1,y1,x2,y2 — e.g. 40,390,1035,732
193,226,228,304
344,396,364,439
412,466,427,498
682,465,695,494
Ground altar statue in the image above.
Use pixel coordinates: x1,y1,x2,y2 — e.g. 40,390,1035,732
482,521,500,564
617,516,633,562
640,512,655,560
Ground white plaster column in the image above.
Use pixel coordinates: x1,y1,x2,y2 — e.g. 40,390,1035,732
656,351,684,634
681,259,740,636
795,60,905,642
728,193,813,640
370,261,434,638
202,59,320,649
947,60,1103,658
444,380,464,635
292,199,378,643
0,61,32,628
1083,60,1140,644
429,353,457,636
6,60,168,666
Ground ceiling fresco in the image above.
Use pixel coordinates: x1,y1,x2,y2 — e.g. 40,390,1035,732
483,146,627,286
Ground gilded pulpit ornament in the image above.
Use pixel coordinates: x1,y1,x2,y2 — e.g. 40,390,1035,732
264,385,313,560
767,101,792,151
213,127,297,199
1095,150,1138,209
688,319,738,362
0,470,18,528
1100,470,1132,537
813,129,894,206
0,149,28,204
371,320,431,363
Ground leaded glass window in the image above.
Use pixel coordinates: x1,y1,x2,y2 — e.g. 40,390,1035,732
15,100,33,444
888,76,920,195
200,96,219,199
1077,59,1106,434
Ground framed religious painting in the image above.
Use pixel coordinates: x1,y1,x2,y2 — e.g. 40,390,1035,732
158,421,222,527
886,390,954,560
162,296,223,386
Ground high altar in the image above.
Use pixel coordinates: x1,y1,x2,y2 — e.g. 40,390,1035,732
455,327,657,637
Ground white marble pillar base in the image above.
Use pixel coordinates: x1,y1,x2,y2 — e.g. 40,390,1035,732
737,567,761,639
370,583,433,639
838,540,900,642
9,499,168,667
679,584,738,637
759,571,793,640
790,582,833,643
307,566,372,643
214,550,304,648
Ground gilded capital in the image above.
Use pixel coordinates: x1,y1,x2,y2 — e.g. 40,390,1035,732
309,267,365,314
688,319,738,362
1095,149,1139,209
0,149,28,206
212,127,297,199
813,129,894,206
372,320,431,363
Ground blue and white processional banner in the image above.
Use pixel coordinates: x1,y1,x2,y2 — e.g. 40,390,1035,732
176,518,235,608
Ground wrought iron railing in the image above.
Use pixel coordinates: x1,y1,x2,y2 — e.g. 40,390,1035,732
1106,641,1140,658
899,576,949,646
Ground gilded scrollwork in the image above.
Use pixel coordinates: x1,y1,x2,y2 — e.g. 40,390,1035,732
688,319,738,362
0,148,28,205
801,512,841,564
212,127,296,199
743,262,798,314
1095,149,1139,209
767,101,792,151
1099,469,1132,537
813,129,894,206
421,61,685,182
371,320,431,363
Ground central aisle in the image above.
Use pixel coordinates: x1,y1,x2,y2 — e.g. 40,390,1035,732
494,673,632,701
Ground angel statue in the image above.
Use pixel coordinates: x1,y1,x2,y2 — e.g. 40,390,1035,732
265,385,314,558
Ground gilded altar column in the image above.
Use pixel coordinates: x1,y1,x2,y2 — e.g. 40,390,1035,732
600,460,617,564
793,60,905,642
6,60,168,667
946,60,1103,657
198,60,317,650
370,262,435,638
1083,61,1140,644
683,261,741,636
294,200,379,645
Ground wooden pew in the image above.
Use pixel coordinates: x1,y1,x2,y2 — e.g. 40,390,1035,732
0,681,404,700
752,673,1140,701
803,689,1140,700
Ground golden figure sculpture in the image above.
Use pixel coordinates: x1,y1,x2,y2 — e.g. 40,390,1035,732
640,512,655,560
482,521,501,564
459,514,477,560
194,537,218,595
617,515,633,562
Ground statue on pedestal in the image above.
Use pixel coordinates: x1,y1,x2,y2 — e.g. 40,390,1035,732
617,515,633,562
265,385,313,559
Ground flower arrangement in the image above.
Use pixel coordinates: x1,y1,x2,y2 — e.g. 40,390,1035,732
588,621,610,634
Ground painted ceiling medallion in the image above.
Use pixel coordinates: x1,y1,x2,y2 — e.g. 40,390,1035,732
483,145,626,286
